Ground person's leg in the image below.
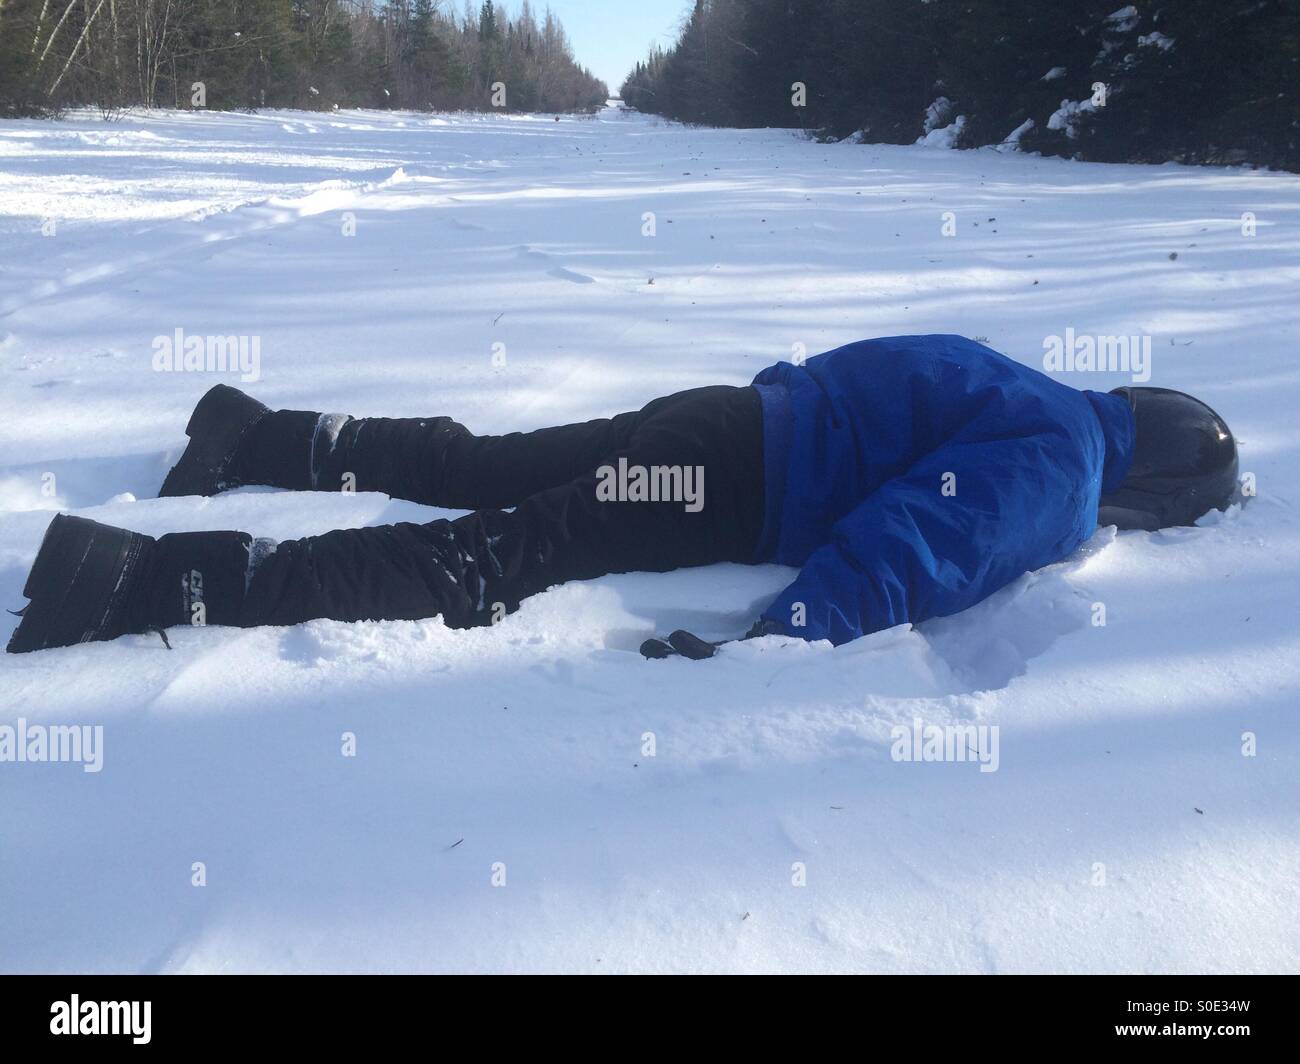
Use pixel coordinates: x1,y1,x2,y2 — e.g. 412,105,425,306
231,404,657,508
159,384,652,507
242,384,765,625
11,386,764,651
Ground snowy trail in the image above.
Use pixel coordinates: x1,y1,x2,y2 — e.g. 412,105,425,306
1,105,1298,973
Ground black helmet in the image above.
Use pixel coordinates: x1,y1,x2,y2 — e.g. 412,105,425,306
1098,386,1238,531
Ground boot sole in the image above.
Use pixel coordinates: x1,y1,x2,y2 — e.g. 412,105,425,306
158,384,268,498
7,515,149,653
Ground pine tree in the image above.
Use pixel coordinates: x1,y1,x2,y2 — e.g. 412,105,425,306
0,0,606,116
622,0,1297,170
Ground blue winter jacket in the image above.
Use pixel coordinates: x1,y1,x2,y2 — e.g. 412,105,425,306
751,335,1135,645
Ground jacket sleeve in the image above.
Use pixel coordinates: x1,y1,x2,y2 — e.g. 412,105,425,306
760,432,1088,645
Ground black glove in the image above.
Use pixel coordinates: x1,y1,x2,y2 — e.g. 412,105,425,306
742,618,785,640
639,629,720,660
640,618,785,661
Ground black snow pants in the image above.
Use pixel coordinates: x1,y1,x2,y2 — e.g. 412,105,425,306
239,385,766,630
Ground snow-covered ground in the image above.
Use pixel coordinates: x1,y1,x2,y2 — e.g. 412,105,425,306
1,104,1298,973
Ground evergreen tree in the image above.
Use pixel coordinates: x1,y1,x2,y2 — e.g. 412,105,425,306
0,0,607,116
621,0,1298,171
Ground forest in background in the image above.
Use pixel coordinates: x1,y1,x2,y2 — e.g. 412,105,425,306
621,0,1300,172
0,0,608,116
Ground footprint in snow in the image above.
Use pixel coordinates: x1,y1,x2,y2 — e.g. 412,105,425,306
515,246,595,284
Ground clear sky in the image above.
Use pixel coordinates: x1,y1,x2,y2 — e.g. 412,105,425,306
516,0,690,94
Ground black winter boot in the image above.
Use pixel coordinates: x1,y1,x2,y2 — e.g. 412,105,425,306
159,384,463,503
158,384,272,497
6,514,252,653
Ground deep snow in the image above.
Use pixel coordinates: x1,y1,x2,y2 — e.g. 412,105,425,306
1,104,1297,973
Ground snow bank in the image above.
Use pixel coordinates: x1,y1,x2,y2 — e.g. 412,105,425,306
917,115,966,148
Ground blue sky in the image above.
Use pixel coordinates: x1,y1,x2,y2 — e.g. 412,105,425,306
516,0,689,93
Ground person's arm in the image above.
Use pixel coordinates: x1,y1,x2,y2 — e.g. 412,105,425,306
759,431,1090,646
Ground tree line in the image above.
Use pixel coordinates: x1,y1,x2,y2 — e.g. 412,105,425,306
621,0,1300,172
0,0,608,116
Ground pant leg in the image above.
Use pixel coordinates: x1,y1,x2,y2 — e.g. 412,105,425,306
432,410,643,509
414,384,764,515
455,385,765,609
235,403,647,508
239,386,765,629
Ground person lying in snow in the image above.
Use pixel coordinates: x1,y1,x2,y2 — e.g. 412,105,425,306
7,335,1239,658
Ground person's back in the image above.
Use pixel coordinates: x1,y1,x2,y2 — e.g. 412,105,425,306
750,335,1137,644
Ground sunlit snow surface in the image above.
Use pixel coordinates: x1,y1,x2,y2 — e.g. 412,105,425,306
1,105,1298,973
